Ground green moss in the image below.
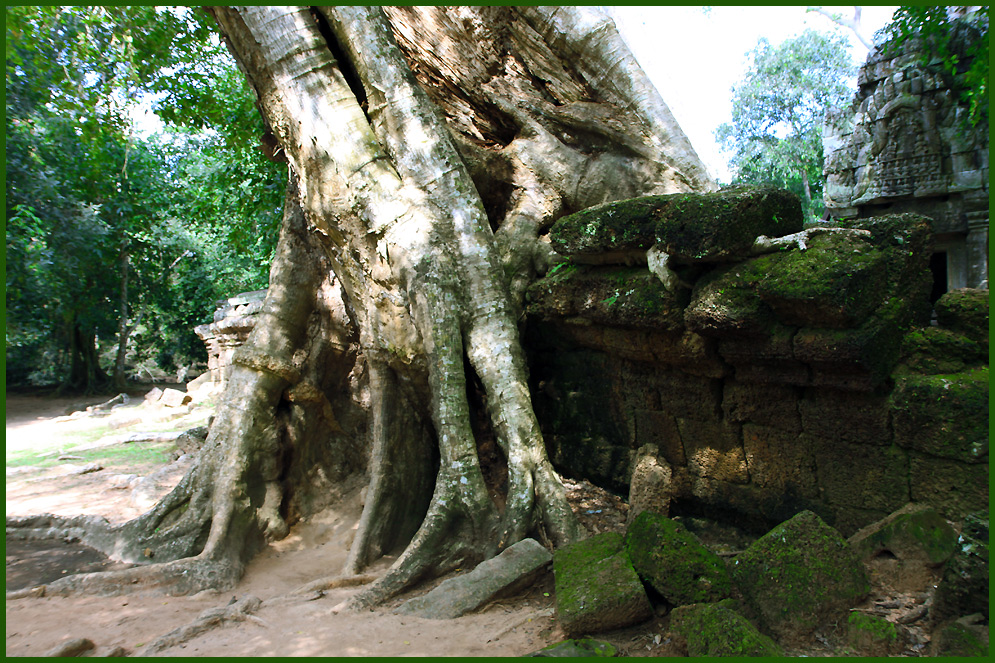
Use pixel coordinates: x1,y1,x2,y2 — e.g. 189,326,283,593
935,287,990,349
756,231,888,328
529,638,617,657
847,612,899,655
730,510,870,638
624,511,731,605
933,621,990,657
669,603,783,657
895,326,987,375
891,368,989,461
553,532,654,635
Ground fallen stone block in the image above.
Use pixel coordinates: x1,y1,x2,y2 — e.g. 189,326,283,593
527,638,616,657
553,532,653,636
669,602,782,657
624,511,731,606
730,510,869,640
397,538,552,619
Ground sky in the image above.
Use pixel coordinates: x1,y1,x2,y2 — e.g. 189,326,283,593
131,5,899,184
609,5,899,183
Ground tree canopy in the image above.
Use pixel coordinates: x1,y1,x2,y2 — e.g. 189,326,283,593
715,29,855,222
5,6,285,390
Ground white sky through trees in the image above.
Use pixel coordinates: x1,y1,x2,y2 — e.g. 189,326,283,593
129,6,899,185
610,5,899,183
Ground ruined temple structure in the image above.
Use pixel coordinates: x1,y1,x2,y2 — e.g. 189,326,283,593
194,289,266,387
197,189,988,539
527,187,988,537
823,19,989,298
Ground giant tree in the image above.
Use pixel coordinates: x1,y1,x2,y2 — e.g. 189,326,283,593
15,6,713,609
715,29,854,221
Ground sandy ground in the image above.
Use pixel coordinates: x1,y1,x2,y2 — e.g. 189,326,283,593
5,391,662,658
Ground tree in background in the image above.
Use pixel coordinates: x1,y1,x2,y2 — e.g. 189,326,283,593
5,6,284,391
715,29,854,222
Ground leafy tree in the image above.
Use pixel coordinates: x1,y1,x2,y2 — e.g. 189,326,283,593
879,6,988,128
715,29,855,221
18,6,715,609
5,6,284,390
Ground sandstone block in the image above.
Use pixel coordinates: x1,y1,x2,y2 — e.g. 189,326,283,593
669,603,782,657
624,511,731,606
553,532,653,636
730,510,870,640
398,538,552,619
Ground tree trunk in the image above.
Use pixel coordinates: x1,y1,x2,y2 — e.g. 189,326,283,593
17,5,714,606
112,248,130,391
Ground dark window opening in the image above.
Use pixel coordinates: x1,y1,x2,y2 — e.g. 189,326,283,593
929,251,948,304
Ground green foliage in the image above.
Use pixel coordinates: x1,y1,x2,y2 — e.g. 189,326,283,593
715,30,855,221
880,6,989,128
5,6,284,390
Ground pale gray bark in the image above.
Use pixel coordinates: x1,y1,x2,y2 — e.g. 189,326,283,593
14,5,714,606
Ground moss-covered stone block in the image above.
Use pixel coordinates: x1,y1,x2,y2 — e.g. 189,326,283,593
931,619,990,657
847,611,902,656
624,511,731,606
549,197,663,258
932,512,989,624
812,436,910,514
935,287,989,350
891,368,989,462
684,260,777,338
654,186,803,261
848,503,959,567
525,264,687,331
793,296,910,391
730,510,870,639
548,186,802,262
553,532,653,636
756,230,890,329
895,326,987,375
909,455,989,522
669,603,783,656
527,638,617,657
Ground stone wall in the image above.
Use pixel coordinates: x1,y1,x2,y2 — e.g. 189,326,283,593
194,289,267,387
823,21,989,293
526,187,988,536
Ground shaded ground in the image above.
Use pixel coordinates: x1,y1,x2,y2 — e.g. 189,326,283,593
6,538,135,591
6,389,940,657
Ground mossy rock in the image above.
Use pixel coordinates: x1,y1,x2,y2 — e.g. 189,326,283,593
931,618,990,657
755,230,890,329
653,186,803,261
549,186,802,262
684,261,776,338
848,503,959,567
890,368,989,462
549,197,663,258
935,288,989,350
792,297,911,390
932,512,989,624
668,602,783,657
729,510,870,639
847,611,902,656
527,638,617,657
895,326,987,375
624,511,731,606
525,264,687,330
553,532,653,636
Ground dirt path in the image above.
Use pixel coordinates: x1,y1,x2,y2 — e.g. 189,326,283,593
5,391,657,657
